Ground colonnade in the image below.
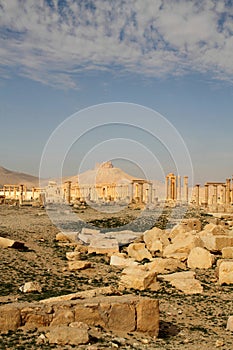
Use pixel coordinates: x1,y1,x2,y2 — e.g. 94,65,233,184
166,173,189,202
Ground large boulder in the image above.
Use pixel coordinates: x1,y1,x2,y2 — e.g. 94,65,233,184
68,261,92,271
199,232,233,252
110,253,139,268
127,243,152,262
88,238,119,255
203,223,228,235
146,258,186,274
187,247,214,269
218,261,233,285
46,324,89,345
163,231,203,260
119,265,157,291
222,247,233,259
143,227,169,254
158,271,203,294
170,218,201,239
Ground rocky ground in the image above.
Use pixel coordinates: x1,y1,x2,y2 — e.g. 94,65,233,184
0,204,233,349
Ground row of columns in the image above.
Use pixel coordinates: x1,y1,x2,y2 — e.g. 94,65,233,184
195,179,232,206
166,174,189,202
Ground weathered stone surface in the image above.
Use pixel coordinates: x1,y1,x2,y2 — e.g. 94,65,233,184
0,236,25,249
50,309,74,326
204,223,227,235
136,298,159,337
127,243,152,262
66,251,81,261
146,258,186,274
68,261,92,271
143,227,169,253
0,305,21,331
105,230,143,246
56,231,78,242
47,325,89,345
170,219,201,239
78,228,101,244
19,281,42,293
0,295,159,337
88,238,119,255
226,316,233,331
222,247,233,259
110,253,138,268
219,261,233,285
119,265,157,291
40,286,117,304
199,233,233,252
163,232,203,260
158,271,203,294
187,247,214,269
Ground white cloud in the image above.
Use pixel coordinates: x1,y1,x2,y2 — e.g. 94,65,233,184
0,0,233,88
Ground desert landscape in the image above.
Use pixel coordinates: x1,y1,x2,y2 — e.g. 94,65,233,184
0,199,233,349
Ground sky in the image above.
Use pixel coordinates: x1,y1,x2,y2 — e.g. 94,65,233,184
1,0,233,185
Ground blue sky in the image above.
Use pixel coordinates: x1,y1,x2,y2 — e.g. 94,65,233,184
1,0,233,184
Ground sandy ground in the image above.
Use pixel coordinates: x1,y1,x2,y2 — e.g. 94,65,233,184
0,204,233,349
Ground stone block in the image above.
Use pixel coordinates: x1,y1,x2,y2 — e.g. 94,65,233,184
0,236,25,249
226,316,233,331
222,247,233,259
88,238,119,255
146,258,186,274
47,325,89,345
170,218,201,239
200,234,233,252
127,243,152,262
204,223,228,235
158,271,203,294
0,305,21,331
187,247,214,269
143,227,169,253
136,298,159,337
66,251,81,261
119,265,157,290
68,261,92,271
110,253,138,268
19,281,42,293
163,232,203,260
219,261,233,285
56,231,78,242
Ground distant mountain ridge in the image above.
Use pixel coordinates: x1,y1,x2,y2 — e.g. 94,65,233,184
0,166,39,188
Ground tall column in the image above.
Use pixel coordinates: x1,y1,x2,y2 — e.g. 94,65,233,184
32,187,35,200
213,184,218,204
184,176,188,202
65,181,71,204
177,175,181,201
139,183,144,203
148,183,153,203
226,179,231,205
196,184,200,206
19,184,24,205
3,186,5,196
222,185,226,204
14,186,17,199
24,186,27,200
166,176,169,200
204,184,209,207
130,182,134,202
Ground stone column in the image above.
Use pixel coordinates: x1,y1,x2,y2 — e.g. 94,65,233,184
166,176,169,200
153,189,156,202
32,187,35,200
177,176,181,201
184,176,188,202
196,184,200,206
19,184,24,205
14,186,17,199
139,183,144,203
226,179,231,205
222,185,226,204
213,184,218,204
8,186,11,198
65,181,71,204
148,183,153,203
3,185,5,196
204,184,209,207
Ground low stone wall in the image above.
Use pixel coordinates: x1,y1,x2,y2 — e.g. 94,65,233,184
0,295,159,337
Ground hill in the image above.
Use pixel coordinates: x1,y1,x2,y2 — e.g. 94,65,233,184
0,166,39,188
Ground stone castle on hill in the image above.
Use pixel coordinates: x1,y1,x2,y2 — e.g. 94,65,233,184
1,162,233,213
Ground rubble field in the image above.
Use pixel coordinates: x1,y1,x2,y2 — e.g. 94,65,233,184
0,204,233,349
